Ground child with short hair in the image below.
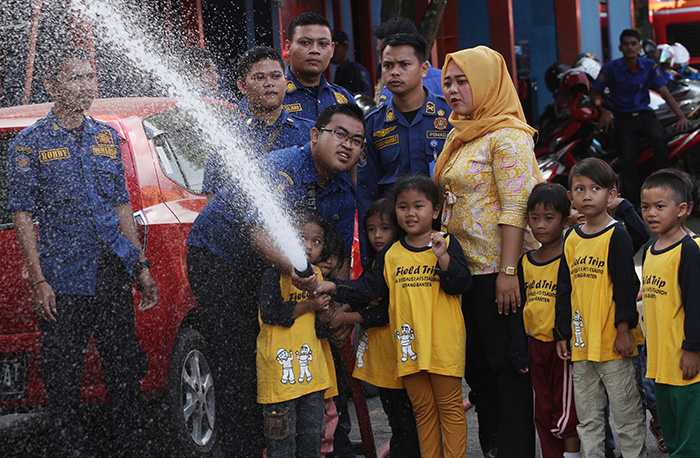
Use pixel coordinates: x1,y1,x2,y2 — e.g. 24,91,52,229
640,170,700,457
331,197,420,458
554,157,646,458
257,210,336,457
509,182,581,458
317,176,472,457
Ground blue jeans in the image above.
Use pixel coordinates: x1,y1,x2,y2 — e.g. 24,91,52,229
265,390,326,458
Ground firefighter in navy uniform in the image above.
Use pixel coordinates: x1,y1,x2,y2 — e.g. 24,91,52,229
358,33,451,265
6,47,157,457
282,12,355,121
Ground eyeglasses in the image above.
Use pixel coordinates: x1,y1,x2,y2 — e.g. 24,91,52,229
319,127,365,148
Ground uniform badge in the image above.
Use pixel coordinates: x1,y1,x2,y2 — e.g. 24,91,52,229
15,153,30,172
430,140,438,149
358,150,367,168
373,125,397,138
434,117,448,130
386,109,395,122
95,130,113,145
437,109,445,116
426,101,436,114
286,81,297,93
378,94,388,105
334,92,349,104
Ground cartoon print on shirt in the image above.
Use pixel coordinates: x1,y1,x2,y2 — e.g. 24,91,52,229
277,348,296,384
395,323,418,362
356,332,369,368
572,310,585,348
296,344,313,383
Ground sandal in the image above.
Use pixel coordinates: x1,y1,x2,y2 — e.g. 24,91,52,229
649,416,668,453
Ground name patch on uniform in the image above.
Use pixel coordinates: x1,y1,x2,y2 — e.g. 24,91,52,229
39,148,70,163
334,92,349,104
374,134,399,149
426,131,448,139
373,125,397,138
283,103,303,113
92,146,117,159
95,130,114,145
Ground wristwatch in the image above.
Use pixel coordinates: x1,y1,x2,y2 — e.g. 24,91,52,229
499,266,518,276
133,259,151,276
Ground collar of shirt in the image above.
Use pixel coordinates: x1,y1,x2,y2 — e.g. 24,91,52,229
46,109,104,138
285,66,332,95
383,87,443,125
238,97,299,131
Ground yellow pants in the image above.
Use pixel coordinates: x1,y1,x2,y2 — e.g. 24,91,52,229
402,371,467,458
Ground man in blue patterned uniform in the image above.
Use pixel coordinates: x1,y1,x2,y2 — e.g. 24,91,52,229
203,46,314,199
6,46,157,456
591,29,689,207
282,12,355,120
358,33,451,265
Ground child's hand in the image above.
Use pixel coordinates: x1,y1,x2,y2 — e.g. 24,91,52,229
306,293,331,311
556,340,571,360
330,324,352,347
317,305,336,323
613,328,633,358
430,232,447,257
330,310,349,329
291,267,319,291
680,350,700,380
314,280,337,297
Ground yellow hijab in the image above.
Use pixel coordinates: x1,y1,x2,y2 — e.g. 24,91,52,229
433,46,537,180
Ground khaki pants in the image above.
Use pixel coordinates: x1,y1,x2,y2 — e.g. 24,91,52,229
572,359,646,458
403,371,467,458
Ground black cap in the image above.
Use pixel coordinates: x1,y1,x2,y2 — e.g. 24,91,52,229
333,29,349,45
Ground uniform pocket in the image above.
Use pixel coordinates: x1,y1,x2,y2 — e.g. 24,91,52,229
39,159,81,202
95,158,120,199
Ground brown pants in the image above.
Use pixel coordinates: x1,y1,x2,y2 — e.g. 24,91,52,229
402,371,467,458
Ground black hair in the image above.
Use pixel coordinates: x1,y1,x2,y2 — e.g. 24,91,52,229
364,197,399,260
314,103,366,130
660,168,695,204
527,182,570,218
642,169,691,205
380,33,427,63
568,157,617,190
391,175,441,209
620,29,641,43
288,12,332,41
373,18,418,39
321,225,345,267
44,46,92,82
236,46,284,82
294,209,329,234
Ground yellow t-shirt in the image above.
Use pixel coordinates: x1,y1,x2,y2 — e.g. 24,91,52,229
643,236,700,386
438,128,540,275
521,252,559,342
352,295,403,389
257,271,334,404
555,223,640,362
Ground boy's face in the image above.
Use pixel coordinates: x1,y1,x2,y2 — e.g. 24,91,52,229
528,203,565,246
381,44,428,98
45,58,96,115
567,176,615,220
237,58,285,112
318,254,341,278
640,186,687,235
299,222,325,264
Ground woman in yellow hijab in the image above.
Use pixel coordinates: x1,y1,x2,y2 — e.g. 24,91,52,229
435,46,540,458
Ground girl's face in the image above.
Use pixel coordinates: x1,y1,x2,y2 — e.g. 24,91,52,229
395,189,440,238
318,254,341,278
299,222,325,264
443,60,473,117
366,212,399,253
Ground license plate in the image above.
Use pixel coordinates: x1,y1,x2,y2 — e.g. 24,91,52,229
0,356,28,399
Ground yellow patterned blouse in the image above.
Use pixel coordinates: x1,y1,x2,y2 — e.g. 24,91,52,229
438,128,540,275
